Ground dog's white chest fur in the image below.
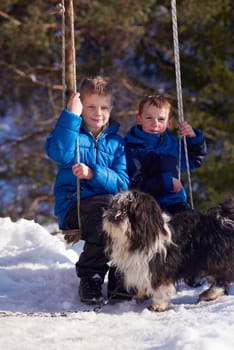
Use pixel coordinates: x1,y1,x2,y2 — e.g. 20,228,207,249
111,242,153,294
104,216,170,295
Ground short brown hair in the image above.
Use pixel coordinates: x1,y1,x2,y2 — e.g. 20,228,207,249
79,76,113,102
138,94,171,116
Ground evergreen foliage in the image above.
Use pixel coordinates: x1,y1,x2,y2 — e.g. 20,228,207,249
0,0,233,224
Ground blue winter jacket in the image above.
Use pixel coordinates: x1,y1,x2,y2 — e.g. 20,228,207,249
46,109,130,228
125,125,207,208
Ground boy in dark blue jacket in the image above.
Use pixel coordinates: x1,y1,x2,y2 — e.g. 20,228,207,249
125,94,207,215
46,76,130,304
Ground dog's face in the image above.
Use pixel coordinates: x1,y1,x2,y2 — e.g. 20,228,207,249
208,194,234,229
103,190,171,253
102,191,136,244
103,190,133,226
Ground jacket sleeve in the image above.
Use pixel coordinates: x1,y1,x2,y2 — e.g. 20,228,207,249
181,128,208,170
45,109,82,164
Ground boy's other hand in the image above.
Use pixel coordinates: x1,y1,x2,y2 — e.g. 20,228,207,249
178,121,196,138
72,163,94,180
67,92,83,116
171,177,183,192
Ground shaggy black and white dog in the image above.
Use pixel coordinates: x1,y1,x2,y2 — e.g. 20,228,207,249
103,190,234,311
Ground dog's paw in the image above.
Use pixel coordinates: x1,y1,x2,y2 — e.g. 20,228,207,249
148,304,168,312
198,285,226,303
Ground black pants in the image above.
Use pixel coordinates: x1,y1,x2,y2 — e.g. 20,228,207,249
63,194,113,281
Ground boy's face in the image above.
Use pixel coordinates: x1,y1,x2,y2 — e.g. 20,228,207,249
136,102,172,134
82,93,112,134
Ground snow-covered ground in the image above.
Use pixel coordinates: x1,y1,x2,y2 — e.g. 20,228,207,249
0,217,234,350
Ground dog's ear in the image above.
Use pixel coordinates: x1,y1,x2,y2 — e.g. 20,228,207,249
127,191,169,251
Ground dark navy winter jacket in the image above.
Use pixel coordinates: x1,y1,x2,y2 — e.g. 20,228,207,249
125,125,207,208
46,109,130,228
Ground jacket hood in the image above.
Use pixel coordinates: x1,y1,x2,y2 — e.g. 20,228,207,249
125,125,169,145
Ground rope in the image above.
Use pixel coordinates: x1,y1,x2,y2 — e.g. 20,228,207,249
69,0,82,238
58,0,81,243
61,1,66,109
171,0,194,209
69,0,77,92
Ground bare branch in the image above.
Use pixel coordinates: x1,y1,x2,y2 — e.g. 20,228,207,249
13,67,63,90
23,195,52,218
0,10,57,29
1,129,51,148
0,10,21,26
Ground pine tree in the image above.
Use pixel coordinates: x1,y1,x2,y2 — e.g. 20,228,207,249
0,0,233,223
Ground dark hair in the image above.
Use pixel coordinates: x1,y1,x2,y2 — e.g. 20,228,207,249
79,76,113,102
138,94,171,116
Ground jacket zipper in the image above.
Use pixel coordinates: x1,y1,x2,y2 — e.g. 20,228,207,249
89,132,102,164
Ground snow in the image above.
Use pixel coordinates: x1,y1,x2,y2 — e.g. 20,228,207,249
0,217,234,350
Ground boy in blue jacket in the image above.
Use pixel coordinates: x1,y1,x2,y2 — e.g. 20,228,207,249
125,94,207,214
46,76,130,304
